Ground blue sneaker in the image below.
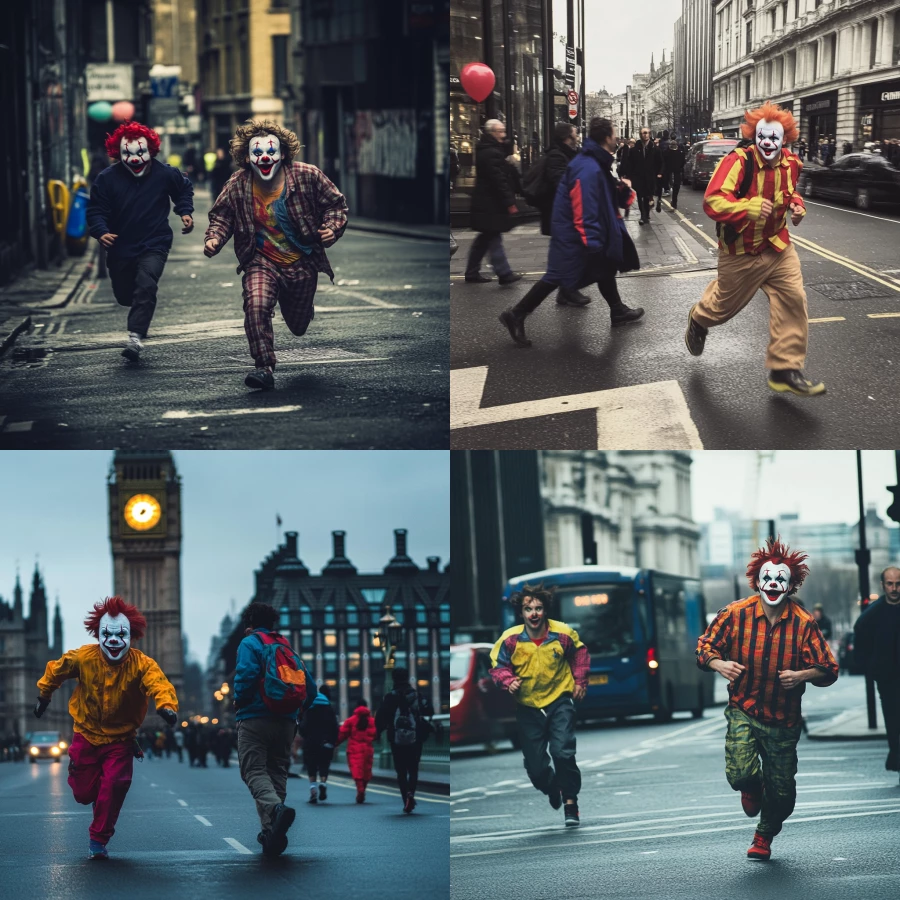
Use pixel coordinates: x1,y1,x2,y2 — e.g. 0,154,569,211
89,840,109,860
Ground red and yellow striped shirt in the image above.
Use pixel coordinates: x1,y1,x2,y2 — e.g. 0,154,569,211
696,595,838,728
703,146,806,256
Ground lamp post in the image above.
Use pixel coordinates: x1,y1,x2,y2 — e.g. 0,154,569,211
375,607,403,768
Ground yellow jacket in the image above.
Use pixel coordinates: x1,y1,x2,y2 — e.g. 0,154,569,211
37,644,179,746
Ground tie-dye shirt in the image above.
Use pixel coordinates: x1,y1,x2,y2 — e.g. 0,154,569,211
253,180,303,265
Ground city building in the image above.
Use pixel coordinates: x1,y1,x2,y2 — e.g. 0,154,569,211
293,0,449,226
450,0,587,220
674,0,716,141
645,50,677,138
215,529,450,722
584,89,616,124
625,72,651,139
711,0,900,148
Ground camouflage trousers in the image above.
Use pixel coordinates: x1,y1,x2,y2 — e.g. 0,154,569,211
724,705,802,838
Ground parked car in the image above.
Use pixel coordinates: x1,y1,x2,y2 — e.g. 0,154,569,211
684,139,739,190
798,152,900,209
27,731,67,763
450,642,517,747
837,631,866,675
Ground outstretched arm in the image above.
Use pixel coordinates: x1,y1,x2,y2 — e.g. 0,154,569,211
34,650,81,716
204,174,238,256
316,169,349,248
141,657,179,714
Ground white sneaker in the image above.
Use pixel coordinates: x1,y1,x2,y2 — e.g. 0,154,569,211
122,332,143,361
308,786,318,804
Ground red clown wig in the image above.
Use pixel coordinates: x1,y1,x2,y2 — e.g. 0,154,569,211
741,102,799,144
104,122,161,160
746,537,809,596
84,596,147,640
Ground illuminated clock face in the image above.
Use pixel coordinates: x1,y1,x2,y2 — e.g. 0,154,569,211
124,493,162,531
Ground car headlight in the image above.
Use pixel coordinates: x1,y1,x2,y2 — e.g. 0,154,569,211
50,746,61,755
450,688,464,708
58,741,67,749
30,746,39,755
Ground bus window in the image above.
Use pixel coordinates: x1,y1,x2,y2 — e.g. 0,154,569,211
556,584,636,657
654,575,689,648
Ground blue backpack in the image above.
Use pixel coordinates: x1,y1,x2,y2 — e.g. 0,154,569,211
254,631,316,715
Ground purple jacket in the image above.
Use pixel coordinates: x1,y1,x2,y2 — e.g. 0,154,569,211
205,161,349,276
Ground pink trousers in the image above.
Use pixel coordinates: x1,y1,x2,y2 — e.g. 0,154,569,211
67,733,134,845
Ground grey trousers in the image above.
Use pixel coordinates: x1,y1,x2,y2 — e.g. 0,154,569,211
516,694,581,801
237,716,295,831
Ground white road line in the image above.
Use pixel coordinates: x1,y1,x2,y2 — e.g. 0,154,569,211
450,367,704,449
808,316,846,323
150,783,157,787
224,838,253,855
194,815,213,826
162,406,303,420
670,270,714,279
803,200,900,225
672,232,698,265
451,815,514,821
177,799,188,807
326,287,401,308
3,421,33,433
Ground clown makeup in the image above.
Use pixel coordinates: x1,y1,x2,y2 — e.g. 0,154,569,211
755,119,785,165
98,612,131,663
120,137,152,177
249,134,283,182
758,562,792,606
522,597,547,634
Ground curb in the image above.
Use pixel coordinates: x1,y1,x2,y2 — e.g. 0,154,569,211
313,763,450,795
0,315,33,357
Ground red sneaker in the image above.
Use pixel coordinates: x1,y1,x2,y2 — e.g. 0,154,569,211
747,832,772,860
740,789,762,817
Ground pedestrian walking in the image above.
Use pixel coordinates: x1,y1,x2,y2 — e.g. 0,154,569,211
173,725,184,763
498,117,644,349
375,667,436,814
233,601,317,856
298,684,339,803
685,102,826,396
853,566,900,779
489,582,590,827
33,596,179,860
337,703,377,803
663,140,686,210
204,119,349,392
209,148,233,201
628,126,663,224
463,119,522,285
812,604,833,641
696,538,838,860
86,121,194,363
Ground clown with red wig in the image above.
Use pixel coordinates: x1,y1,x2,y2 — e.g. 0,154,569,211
86,121,194,362
34,596,179,860
696,538,838,861
685,102,826,397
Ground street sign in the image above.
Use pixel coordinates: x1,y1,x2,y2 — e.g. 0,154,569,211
568,105,577,120
567,90,578,105
85,64,133,102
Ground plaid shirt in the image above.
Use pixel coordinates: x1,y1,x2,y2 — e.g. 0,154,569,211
696,595,838,728
703,146,806,256
205,161,348,277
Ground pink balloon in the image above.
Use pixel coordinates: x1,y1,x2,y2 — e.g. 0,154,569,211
460,63,495,104
111,101,136,122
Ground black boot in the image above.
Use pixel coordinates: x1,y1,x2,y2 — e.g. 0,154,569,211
656,199,662,212
556,287,592,307
610,304,645,327
498,309,532,347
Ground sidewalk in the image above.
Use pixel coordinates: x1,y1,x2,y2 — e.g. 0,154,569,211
806,707,887,741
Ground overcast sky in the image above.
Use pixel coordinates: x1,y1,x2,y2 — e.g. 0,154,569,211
584,0,684,96
691,451,900,525
0,452,449,666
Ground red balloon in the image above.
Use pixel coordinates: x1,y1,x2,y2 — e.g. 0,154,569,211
460,63,495,104
111,101,135,123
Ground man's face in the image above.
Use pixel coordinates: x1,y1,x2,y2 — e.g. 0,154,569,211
756,119,785,166
640,129,650,142
249,133,283,182
98,612,131,663
758,562,792,607
564,127,577,148
121,137,151,177
492,124,507,142
521,597,547,631
882,569,900,602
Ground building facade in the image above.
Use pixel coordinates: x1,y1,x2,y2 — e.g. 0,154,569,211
712,0,900,147
217,529,450,722
674,0,716,141
645,51,677,138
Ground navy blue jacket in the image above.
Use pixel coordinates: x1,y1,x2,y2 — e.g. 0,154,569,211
544,139,637,289
87,160,194,261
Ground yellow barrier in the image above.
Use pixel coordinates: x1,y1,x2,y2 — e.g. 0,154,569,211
47,180,70,236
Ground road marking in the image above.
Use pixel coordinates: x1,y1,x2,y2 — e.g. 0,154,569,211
194,815,212,826
614,791,632,795
323,286,402,308
450,366,703,449
177,799,188,807
868,312,900,318
672,232,698,265
452,814,514,821
808,316,845,323
162,406,303,420
454,809,470,813
3,421,33,433
150,783,157,787
803,200,900,225
326,776,450,804
793,234,900,294
671,270,714,279
224,838,253,855
665,202,718,249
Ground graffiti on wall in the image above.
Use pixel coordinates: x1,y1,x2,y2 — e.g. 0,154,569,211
352,110,417,179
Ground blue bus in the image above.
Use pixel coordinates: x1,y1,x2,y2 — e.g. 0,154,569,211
501,566,713,722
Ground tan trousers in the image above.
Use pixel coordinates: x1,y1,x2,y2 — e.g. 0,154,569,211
693,243,808,370
237,716,295,831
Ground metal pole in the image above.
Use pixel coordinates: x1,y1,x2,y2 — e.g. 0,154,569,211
855,450,877,729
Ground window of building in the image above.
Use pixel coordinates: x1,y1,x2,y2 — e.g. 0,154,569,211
440,603,450,625
869,19,878,69
346,629,360,650
416,603,428,626
811,41,819,81
828,32,836,78
415,628,431,689
299,628,315,651
323,605,335,626
781,1,788,26
279,605,290,629
300,605,312,627
239,22,250,93
323,629,337,649
361,588,386,607
346,604,359,626
273,35,289,95
746,22,752,55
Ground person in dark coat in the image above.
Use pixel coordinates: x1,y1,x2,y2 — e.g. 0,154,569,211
629,126,663,224
663,140,686,210
298,684,339,803
464,119,522,285
498,117,644,348
209,148,233,201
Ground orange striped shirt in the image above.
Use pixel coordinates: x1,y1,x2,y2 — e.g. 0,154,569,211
703,146,806,256
696,595,838,728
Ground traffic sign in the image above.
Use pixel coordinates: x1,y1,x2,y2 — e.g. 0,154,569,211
568,106,577,120
567,90,578,105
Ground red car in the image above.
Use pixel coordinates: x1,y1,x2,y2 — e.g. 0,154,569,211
450,643,517,746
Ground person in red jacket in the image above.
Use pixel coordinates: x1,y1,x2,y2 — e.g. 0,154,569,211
337,703,376,803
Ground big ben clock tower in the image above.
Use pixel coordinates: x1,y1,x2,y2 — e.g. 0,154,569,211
108,451,184,701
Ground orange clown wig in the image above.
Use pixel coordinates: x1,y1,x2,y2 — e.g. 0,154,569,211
104,122,162,160
740,102,799,144
745,537,809,597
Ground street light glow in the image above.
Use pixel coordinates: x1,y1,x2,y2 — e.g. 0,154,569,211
220,684,230,694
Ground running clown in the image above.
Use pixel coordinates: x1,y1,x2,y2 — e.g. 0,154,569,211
489,583,590,827
685,101,825,397
33,597,179,860
204,119,349,392
696,538,838,861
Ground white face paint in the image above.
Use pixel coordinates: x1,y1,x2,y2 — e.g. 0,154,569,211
758,562,792,607
755,119,785,165
98,612,131,663
121,137,152,177
249,134,283,183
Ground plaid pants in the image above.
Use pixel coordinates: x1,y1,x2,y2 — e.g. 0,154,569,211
241,254,319,369
724,705,802,838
